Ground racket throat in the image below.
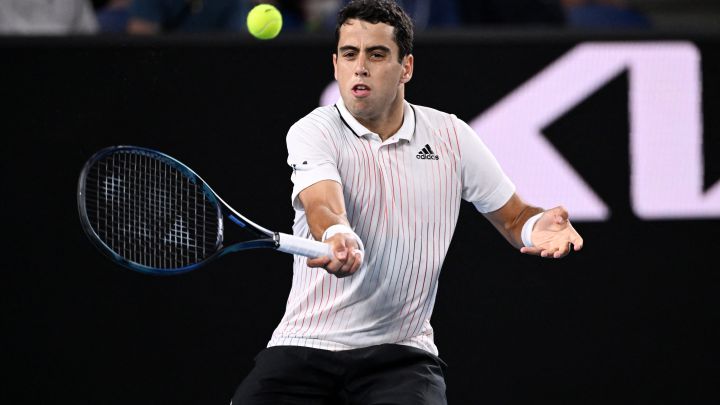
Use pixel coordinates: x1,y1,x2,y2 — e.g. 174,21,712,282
272,232,282,249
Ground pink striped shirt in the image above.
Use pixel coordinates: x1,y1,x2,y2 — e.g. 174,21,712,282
268,99,515,355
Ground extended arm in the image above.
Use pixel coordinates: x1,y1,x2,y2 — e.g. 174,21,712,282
298,180,364,277
484,193,584,259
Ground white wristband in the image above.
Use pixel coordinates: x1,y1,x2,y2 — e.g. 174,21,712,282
521,212,543,248
321,224,365,251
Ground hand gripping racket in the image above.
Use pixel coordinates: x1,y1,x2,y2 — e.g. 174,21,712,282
77,145,331,275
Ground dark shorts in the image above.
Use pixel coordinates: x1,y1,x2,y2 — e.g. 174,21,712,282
232,343,448,405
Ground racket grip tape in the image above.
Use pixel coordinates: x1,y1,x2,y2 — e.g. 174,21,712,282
276,232,333,259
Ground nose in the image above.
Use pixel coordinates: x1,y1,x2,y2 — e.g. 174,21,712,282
354,60,368,77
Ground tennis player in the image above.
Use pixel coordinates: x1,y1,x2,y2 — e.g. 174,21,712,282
233,0,584,403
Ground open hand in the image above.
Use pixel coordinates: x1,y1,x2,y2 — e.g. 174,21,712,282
519,206,584,259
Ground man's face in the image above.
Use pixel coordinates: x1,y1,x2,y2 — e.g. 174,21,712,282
333,19,413,123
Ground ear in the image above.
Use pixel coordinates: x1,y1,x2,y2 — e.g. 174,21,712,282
399,54,414,84
333,53,338,81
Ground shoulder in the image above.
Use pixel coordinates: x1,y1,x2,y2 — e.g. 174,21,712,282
287,105,344,150
289,105,341,135
408,102,463,130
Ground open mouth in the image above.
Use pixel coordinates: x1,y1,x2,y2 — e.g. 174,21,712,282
351,84,371,97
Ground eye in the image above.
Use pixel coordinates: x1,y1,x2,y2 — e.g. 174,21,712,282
371,52,385,59
343,51,356,59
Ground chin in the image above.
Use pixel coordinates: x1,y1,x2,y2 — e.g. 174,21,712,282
351,107,374,121
348,100,372,115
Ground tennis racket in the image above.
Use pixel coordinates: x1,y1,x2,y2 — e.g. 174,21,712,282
77,145,331,275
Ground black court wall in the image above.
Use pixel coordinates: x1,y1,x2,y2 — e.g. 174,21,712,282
3,32,719,404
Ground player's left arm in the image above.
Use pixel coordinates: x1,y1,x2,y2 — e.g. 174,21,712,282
452,114,583,258
483,194,584,259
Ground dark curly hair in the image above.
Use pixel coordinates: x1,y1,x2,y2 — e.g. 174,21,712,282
335,0,414,63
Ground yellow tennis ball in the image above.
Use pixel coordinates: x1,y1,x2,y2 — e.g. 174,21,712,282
247,4,283,40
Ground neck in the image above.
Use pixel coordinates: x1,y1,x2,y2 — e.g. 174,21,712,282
356,89,405,141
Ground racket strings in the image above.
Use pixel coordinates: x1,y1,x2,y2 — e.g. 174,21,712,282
83,151,220,269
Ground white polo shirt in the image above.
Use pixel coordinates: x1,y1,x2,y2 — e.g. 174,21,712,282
268,98,515,355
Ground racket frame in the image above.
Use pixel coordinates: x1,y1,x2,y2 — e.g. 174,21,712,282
77,146,328,275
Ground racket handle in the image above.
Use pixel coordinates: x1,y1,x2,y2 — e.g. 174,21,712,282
276,232,333,259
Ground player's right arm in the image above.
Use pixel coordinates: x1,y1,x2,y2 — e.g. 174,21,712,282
287,117,363,278
298,181,363,278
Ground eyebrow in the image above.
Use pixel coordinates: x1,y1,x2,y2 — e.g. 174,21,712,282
338,45,392,54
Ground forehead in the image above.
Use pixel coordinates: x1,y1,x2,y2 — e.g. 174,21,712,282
338,19,397,51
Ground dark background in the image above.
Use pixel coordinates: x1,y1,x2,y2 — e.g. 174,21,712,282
3,32,719,404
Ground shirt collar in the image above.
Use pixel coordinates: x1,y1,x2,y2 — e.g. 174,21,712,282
335,97,415,142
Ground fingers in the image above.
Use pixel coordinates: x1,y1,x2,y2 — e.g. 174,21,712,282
552,242,572,258
522,207,583,259
323,249,362,278
336,249,363,277
520,241,576,259
330,247,355,275
306,235,363,278
572,235,584,251
307,256,331,268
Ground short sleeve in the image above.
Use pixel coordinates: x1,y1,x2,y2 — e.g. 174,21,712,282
455,116,515,213
286,122,342,210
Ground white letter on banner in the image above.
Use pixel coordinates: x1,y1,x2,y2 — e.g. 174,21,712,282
471,42,718,221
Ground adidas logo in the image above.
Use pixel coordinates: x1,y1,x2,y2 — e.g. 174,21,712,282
416,144,439,160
